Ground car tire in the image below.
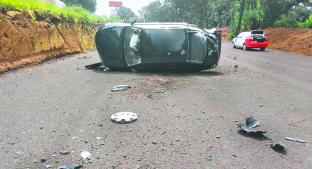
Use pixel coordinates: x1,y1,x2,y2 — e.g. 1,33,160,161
260,48,265,51
232,42,236,48
243,44,248,51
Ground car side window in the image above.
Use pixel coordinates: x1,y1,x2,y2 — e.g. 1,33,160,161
188,32,207,63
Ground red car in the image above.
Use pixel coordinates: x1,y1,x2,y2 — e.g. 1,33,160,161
232,30,269,51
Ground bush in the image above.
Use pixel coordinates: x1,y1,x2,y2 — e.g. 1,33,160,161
299,15,312,28
273,14,299,28
0,0,104,23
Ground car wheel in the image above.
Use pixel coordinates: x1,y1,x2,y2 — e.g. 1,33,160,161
260,48,265,51
243,44,248,51
232,42,236,48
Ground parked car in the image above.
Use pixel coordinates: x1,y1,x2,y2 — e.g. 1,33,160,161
94,22,221,71
232,30,268,51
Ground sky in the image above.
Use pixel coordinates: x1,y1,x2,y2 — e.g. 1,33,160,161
95,0,155,16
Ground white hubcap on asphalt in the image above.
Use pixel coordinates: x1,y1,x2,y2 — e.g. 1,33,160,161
111,112,138,124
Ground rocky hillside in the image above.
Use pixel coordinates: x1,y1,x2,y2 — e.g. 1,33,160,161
0,8,97,73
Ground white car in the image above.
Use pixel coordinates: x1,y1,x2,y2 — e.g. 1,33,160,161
232,30,268,51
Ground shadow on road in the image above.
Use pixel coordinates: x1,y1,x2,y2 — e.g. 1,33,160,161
85,62,224,77
237,130,270,141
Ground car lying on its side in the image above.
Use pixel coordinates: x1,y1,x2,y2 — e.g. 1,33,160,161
232,30,268,51
94,22,221,71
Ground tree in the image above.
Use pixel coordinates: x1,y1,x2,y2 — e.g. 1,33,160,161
261,0,310,27
61,0,97,12
140,0,312,35
235,0,246,35
116,7,136,21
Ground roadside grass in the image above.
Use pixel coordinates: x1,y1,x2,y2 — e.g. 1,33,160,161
0,0,104,23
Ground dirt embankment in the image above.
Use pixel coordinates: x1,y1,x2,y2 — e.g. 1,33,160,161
0,9,97,73
265,27,312,56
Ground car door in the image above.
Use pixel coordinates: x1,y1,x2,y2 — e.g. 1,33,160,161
234,33,244,47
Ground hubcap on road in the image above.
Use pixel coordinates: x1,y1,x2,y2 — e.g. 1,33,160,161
111,112,138,124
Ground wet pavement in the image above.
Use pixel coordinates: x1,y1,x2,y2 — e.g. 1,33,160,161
0,42,312,169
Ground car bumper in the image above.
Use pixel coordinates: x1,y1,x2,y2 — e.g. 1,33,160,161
246,41,268,48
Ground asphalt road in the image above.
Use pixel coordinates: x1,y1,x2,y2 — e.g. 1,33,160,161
1,41,312,169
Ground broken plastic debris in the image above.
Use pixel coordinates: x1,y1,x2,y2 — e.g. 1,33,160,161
46,165,54,168
80,151,91,161
111,112,138,124
59,150,70,155
57,164,83,169
270,143,286,154
270,143,285,151
237,116,266,134
111,85,131,92
285,137,306,143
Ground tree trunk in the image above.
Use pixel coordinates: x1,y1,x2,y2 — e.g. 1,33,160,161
235,0,246,35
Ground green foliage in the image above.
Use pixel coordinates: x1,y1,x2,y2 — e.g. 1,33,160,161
105,15,122,22
273,14,299,28
116,7,136,21
299,15,312,28
0,0,103,23
141,0,311,37
61,0,96,13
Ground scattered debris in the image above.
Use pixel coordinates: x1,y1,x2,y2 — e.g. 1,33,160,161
46,165,54,168
152,141,157,145
111,112,138,124
41,158,47,163
91,143,104,149
59,150,70,155
143,134,149,139
237,116,266,134
57,164,83,169
15,150,22,155
270,143,286,154
285,137,306,143
207,155,213,161
234,65,239,72
80,151,91,161
85,63,107,71
111,85,131,92
78,55,91,59
95,137,102,140
216,135,221,139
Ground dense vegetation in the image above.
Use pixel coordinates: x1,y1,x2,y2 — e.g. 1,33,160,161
116,7,136,22
61,0,96,13
0,0,103,23
140,0,312,37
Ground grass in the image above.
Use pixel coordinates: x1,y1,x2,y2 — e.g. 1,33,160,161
0,0,104,24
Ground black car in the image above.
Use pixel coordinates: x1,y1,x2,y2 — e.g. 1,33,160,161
94,22,221,71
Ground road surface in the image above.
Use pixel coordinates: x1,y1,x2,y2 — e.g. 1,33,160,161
1,42,312,169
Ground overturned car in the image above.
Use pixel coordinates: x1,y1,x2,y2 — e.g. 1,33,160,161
95,22,221,71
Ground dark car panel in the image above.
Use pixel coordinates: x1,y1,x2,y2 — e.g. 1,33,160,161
95,23,221,71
